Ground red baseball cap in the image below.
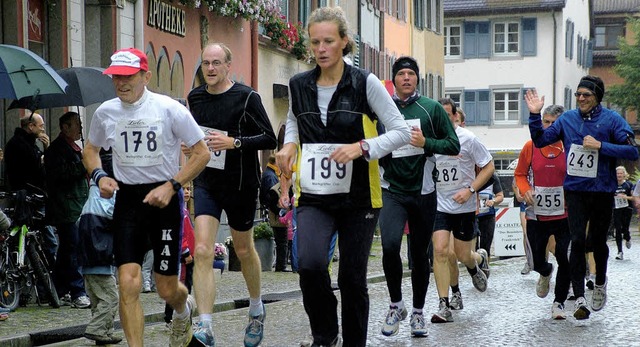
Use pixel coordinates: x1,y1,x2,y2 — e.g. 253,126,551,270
103,48,149,75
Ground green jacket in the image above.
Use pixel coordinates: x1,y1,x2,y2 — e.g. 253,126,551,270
44,135,89,224
381,96,460,194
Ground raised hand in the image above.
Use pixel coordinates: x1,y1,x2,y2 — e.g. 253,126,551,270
524,89,545,114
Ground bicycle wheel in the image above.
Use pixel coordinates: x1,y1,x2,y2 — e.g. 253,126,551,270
0,249,21,311
27,241,60,308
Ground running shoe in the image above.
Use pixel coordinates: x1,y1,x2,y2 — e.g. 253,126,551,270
431,301,453,323
449,292,463,310
626,239,632,249
521,262,531,275
536,265,553,298
193,320,216,346
477,248,490,278
410,312,428,337
591,278,607,311
615,252,623,260
551,302,566,320
381,305,407,336
169,295,195,347
573,296,590,320
244,303,266,347
586,275,595,290
72,295,91,309
471,265,488,292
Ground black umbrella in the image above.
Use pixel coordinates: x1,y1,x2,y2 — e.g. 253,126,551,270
8,67,116,111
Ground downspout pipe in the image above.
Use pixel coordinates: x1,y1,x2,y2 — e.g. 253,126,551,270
552,9,557,104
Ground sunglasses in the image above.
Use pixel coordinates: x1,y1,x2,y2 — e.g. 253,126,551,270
574,92,594,98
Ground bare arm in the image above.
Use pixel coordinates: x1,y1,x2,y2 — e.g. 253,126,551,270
143,139,209,208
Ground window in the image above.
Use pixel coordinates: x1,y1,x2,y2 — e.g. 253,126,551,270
564,87,572,110
299,0,311,26
463,90,490,125
445,91,462,107
565,20,574,59
463,22,490,58
494,158,513,171
278,0,289,21
444,25,461,57
494,21,519,54
414,0,425,29
435,0,442,33
595,25,624,50
426,0,433,29
493,90,520,124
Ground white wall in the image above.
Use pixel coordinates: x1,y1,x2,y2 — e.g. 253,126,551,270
360,3,380,49
68,0,84,68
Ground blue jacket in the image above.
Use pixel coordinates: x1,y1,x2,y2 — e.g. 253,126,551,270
78,183,115,270
529,105,638,193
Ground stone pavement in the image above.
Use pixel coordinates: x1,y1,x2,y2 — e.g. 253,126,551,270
2,229,639,346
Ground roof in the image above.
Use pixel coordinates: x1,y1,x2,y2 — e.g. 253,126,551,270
444,0,566,17
593,0,640,14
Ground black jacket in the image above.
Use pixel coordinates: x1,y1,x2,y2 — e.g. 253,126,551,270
4,127,46,192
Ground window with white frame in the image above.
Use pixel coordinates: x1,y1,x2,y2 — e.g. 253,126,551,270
494,21,519,54
278,0,289,21
444,25,461,57
493,90,520,123
445,91,462,107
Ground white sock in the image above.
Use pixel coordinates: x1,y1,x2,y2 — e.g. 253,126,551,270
173,304,190,320
413,308,423,314
199,314,212,324
391,300,405,311
249,297,263,316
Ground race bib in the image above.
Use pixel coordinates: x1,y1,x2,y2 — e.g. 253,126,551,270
567,145,598,178
478,192,492,214
533,186,565,216
392,119,425,158
115,118,163,167
614,196,629,209
200,126,227,170
434,157,461,192
300,143,353,195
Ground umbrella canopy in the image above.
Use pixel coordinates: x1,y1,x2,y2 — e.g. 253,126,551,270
8,67,116,111
0,44,68,102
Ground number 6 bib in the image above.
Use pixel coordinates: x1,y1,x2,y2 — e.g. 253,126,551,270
115,118,164,167
300,143,353,195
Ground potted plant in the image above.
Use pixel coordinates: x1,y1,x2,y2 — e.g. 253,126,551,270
253,221,275,271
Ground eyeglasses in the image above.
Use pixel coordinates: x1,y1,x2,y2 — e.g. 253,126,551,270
201,60,225,68
574,92,594,98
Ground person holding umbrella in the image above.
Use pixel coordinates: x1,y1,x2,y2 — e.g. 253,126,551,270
82,47,209,347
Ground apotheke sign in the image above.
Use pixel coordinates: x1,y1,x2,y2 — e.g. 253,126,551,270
147,0,186,37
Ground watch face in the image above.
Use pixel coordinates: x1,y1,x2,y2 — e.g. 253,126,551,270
234,139,241,148
361,141,370,151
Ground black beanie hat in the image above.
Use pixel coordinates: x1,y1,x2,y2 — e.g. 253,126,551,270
392,57,420,86
577,75,605,103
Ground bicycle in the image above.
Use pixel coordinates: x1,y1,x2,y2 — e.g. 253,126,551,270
0,189,60,311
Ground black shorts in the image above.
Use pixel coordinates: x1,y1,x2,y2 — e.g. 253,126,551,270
193,185,258,231
433,211,476,242
112,182,183,276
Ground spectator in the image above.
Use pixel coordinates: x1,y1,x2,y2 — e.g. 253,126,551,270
260,154,289,272
44,111,90,309
78,148,122,344
4,112,58,278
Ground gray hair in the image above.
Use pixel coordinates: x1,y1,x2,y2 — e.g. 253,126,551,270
543,104,564,117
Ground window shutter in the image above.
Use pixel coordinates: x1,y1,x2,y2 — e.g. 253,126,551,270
464,90,477,124
565,20,570,58
522,18,537,56
478,90,491,125
477,22,491,58
463,22,478,58
353,34,361,67
521,88,529,124
577,36,583,66
586,39,593,67
569,22,574,60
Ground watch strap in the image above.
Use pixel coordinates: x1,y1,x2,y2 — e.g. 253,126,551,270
169,178,182,192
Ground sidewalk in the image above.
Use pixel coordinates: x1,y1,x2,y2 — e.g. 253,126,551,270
0,235,400,346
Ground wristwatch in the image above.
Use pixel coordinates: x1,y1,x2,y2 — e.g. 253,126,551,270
233,138,242,149
359,140,370,159
467,185,476,194
169,178,182,192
